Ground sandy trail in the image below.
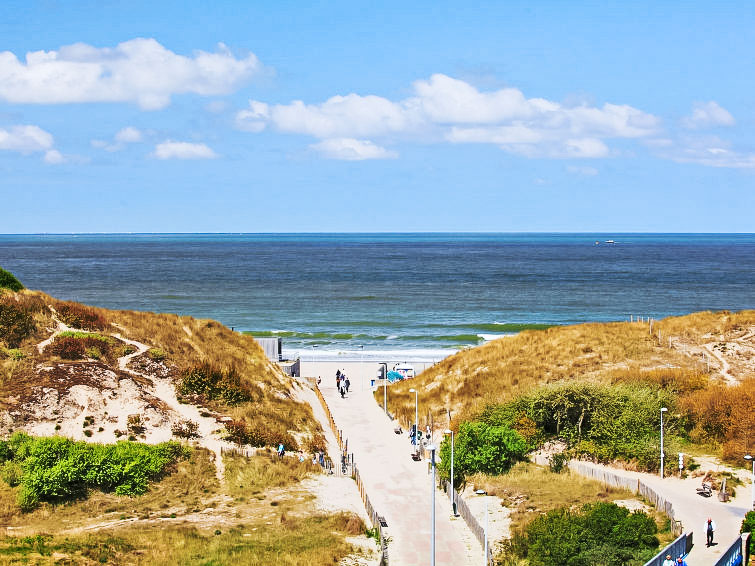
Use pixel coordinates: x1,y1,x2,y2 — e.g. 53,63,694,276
113,333,230,479
569,460,750,563
36,307,71,354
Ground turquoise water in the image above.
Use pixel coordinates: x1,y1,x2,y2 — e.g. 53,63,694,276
1,233,753,359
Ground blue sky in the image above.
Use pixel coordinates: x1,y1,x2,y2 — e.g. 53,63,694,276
1,1,753,233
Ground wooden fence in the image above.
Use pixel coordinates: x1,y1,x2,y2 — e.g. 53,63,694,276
443,481,494,565
309,379,388,565
568,461,684,536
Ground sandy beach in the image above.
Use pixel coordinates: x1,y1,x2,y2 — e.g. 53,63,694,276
300,359,440,391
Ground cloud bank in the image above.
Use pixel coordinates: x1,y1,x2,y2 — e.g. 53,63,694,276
237,73,660,159
0,39,260,109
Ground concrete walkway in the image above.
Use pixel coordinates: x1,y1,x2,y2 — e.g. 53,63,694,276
572,461,750,564
320,382,479,566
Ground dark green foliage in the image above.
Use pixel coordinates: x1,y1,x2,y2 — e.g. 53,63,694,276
0,302,35,348
0,268,24,292
55,302,107,331
0,433,188,511
480,382,682,471
180,363,261,405
741,510,755,554
438,421,527,484
514,502,659,566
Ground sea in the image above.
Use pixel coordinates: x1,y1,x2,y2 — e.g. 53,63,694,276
1,233,754,361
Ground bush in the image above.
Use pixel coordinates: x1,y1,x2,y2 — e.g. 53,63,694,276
224,419,299,451
55,302,107,331
0,302,35,348
3,348,25,360
0,268,24,292
515,502,659,566
438,421,526,484
741,510,755,555
180,364,261,405
51,333,112,360
0,433,188,510
171,419,200,439
148,348,166,361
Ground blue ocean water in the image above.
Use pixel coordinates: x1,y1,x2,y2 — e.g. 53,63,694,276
1,233,754,359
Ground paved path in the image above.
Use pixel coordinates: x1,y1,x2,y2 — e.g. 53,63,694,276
572,461,750,563
321,383,479,566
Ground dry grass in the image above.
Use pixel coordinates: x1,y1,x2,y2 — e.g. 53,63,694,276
224,451,320,497
380,311,754,429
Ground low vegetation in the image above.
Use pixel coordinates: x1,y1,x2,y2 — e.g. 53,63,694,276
509,501,659,566
0,433,188,510
0,267,24,292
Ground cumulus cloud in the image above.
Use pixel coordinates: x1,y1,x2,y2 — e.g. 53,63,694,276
0,124,53,152
43,149,66,164
152,140,218,160
237,73,659,159
93,126,145,152
310,138,398,161
682,101,735,129
0,39,261,110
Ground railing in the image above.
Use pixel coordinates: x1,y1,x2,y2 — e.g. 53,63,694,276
568,461,684,536
309,379,388,565
443,481,494,566
714,533,750,566
642,532,691,566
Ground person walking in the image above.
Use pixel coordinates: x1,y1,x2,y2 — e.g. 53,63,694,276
662,554,674,566
344,377,350,392
704,517,716,546
676,556,687,566
340,382,346,398
277,442,285,459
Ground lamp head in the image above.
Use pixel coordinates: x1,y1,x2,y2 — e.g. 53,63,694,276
745,454,753,461
475,489,486,495
409,388,416,393
660,407,668,412
426,444,437,452
444,429,453,435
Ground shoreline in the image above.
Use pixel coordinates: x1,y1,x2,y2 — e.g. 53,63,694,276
299,359,442,387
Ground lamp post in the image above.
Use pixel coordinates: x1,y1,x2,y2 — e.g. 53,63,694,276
358,345,364,390
428,443,437,566
475,489,489,564
444,429,457,515
383,364,387,416
410,388,418,451
660,407,668,479
745,454,755,510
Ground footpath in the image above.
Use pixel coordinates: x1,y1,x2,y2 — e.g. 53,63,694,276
571,460,750,564
319,382,479,566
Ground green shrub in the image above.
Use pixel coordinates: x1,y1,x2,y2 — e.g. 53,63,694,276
4,348,25,360
224,419,299,450
52,334,112,360
514,502,659,566
438,421,526,484
180,364,261,405
0,432,188,510
147,348,166,361
0,302,35,348
741,510,755,554
480,382,683,472
0,268,24,292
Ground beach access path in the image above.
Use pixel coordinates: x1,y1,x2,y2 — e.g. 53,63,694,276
571,460,750,564
319,382,480,566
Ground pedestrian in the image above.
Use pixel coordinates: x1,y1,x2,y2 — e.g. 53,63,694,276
317,376,321,386
704,517,716,546
425,425,431,441
277,442,285,459
344,377,350,392
662,554,674,566
676,556,687,566
340,382,345,398
319,450,325,466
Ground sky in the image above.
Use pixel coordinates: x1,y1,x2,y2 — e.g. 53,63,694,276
1,1,754,233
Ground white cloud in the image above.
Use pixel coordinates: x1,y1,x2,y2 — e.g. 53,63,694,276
0,39,261,110
114,126,142,143
682,101,735,129
0,124,53,152
310,138,398,161
668,146,755,168
567,165,599,176
152,140,218,160
43,149,65,164
237,73,659,159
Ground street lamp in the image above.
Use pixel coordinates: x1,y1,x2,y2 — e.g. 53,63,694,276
409,388,419,451
475,489,489,564
444,429,457,516
745,454,755,510
358,345,364,390
660,407,668,479
428,443,437,566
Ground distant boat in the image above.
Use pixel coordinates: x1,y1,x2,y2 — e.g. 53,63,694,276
604,240,616,244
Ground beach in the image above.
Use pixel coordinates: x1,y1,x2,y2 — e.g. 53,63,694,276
300,358,441,390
